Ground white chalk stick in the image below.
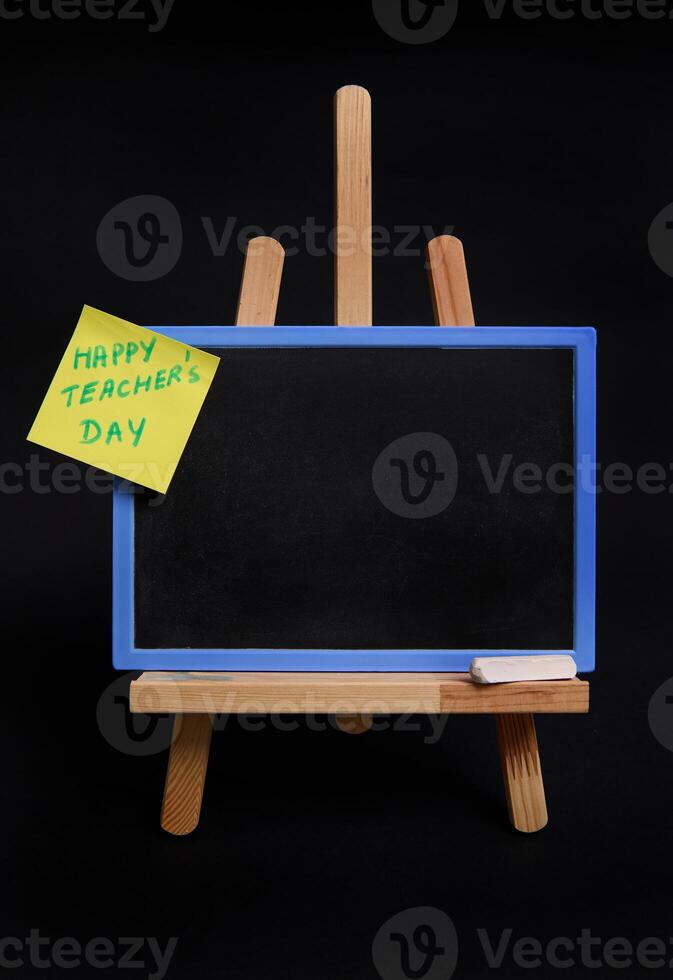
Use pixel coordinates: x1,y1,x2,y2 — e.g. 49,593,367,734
469,655,577,684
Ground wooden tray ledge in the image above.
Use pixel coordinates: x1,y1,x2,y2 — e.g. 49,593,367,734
130,672,589,716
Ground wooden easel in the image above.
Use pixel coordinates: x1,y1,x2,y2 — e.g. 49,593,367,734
129,86,590,836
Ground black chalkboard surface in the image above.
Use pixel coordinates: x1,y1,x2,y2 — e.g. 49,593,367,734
133,346,574,654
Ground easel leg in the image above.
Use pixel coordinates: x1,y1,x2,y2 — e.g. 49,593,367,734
495,714,548,833
426,238,549,834
161,714,213,836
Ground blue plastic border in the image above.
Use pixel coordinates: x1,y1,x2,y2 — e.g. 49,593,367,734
113,326,596,672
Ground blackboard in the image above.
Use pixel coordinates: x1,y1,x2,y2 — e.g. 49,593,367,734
112,326,596,672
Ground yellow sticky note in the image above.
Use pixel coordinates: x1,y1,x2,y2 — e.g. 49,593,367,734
27,306,220,494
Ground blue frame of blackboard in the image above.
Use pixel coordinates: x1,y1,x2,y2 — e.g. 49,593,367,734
113,326,596,673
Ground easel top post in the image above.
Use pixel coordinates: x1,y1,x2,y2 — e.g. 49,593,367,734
334,85,372,326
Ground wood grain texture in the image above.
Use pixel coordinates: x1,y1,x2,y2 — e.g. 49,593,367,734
426,235,475,327
160,714,213,836
333,84,372,733
235,236,285,326
131,673,589,716
496,713,548,833
334,85,372,326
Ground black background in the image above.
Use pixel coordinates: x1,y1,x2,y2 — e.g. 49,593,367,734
2,2,673,978
135,348,574,652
